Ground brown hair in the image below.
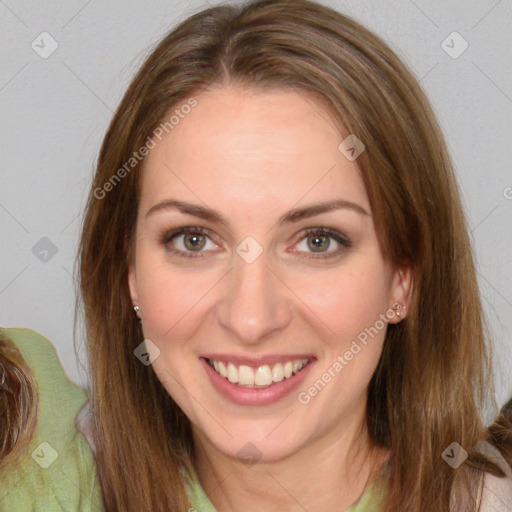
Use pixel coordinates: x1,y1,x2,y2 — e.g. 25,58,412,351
0,329,39,474
73,0,512,510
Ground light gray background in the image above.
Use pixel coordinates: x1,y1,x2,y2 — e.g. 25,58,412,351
1,0,511,414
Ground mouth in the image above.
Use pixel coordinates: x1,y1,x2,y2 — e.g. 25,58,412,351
204,357,311,389
199,355,316,406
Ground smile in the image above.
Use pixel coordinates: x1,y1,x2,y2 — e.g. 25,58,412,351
207,358,310,388
200,355,316,406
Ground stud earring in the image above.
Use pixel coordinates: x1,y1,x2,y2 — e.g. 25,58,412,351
133,305,141,319
393,302,405,318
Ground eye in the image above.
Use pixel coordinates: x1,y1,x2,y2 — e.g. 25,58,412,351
293,228,351,259
160,226,218,258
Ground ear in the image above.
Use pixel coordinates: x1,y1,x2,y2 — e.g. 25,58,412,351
128,263,139,305
388,263,413,323
126,232,139,305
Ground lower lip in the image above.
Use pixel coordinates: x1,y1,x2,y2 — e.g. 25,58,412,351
200,357,316,406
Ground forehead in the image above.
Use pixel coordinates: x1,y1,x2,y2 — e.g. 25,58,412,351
139,86,370,220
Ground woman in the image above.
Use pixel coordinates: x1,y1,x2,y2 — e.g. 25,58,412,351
1,0,511,510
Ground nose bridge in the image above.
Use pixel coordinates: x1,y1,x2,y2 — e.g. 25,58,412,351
216,246,291,344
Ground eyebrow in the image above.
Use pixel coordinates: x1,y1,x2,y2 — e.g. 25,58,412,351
144,198,370,226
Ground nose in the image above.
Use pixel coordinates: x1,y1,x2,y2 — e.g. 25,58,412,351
215,248,292,345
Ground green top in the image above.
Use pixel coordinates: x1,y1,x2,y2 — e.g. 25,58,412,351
0,327,103,511
185,467,384,511
0,327,384,511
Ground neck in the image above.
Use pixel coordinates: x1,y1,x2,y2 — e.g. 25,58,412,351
192,409,389,512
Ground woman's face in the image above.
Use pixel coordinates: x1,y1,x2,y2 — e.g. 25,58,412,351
128,85,410,463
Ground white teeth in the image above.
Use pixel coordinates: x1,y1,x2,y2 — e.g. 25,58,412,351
254,365,272,386
271,363,284,382
208,357,309,388
218,361,227,378
227,362,239,383
238,365,254,386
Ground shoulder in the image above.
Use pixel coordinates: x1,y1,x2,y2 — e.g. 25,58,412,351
0,327,104,511
476,440,512,512
2,326,63,362
1,327,86,432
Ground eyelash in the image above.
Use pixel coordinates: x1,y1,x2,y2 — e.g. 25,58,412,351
159,226,351,260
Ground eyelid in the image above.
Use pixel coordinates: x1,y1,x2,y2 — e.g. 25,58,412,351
160,226,215,245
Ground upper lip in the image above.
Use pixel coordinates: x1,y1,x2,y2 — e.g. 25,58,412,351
201,353,316,367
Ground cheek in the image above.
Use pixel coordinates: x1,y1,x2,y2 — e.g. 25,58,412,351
300,260,392,394
300,262,392,340
134,249,209,338
300,267,390,414
134,251,207,410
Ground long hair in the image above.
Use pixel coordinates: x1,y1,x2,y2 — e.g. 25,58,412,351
0,329,39,475
75,0,512,510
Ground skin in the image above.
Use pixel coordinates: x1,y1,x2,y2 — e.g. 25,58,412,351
128,84,412,512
